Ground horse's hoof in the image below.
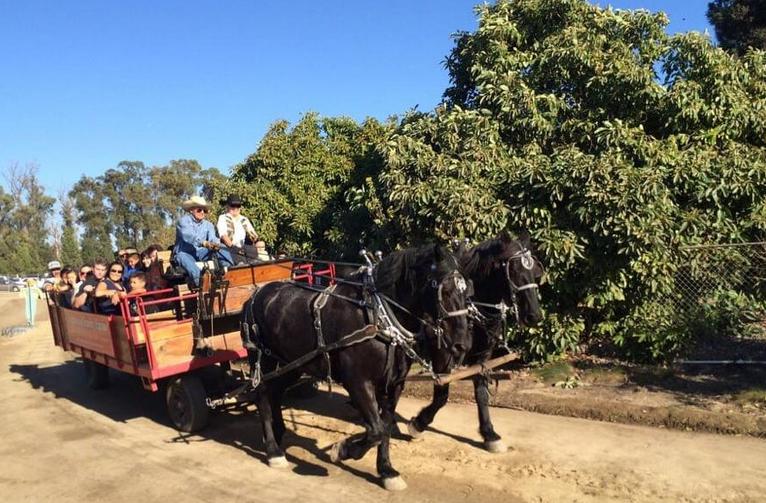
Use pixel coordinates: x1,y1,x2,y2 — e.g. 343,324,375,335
484,439,508,453
407,419,423,440
329,441,344,463
268,455,289,468
382,476,408,491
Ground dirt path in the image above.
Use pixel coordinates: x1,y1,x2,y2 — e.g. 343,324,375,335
1,303,765,502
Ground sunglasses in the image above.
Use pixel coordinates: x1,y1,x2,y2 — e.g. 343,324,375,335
229,204,241,208
192,207,208,213
80,270,92,276
110,268,124,274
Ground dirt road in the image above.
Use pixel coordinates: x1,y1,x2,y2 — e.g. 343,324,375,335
1,300,765,502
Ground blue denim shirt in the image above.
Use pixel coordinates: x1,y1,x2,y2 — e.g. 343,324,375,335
173,213,221,256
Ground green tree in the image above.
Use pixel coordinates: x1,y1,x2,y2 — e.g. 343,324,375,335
59,195,81,267
0,163,55,273
380,0,766,360
707,0,766,55
217,113,394,258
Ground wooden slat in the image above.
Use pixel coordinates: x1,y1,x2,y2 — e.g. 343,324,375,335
60,309,116,357
152,330,243,367
406,352,519,385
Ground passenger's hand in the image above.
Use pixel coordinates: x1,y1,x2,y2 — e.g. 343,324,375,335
84,285,95,293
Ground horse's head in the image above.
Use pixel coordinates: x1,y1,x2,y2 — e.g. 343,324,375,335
412,244,472,363
496,230,543,327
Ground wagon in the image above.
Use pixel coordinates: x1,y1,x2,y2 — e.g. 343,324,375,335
46,258,334,432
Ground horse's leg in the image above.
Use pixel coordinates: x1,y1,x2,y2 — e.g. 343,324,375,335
380,381,405,438
256,385,289,468
473,373,506,453
330,380,406,491
270,373,300,446
407,383,450,439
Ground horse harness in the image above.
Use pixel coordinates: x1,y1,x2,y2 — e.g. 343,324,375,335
241,262,470,390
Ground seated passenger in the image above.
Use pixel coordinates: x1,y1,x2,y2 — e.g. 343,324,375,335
127,272,158,315
173,196,233,287
72,259,108,312
216,194,258,265
94,261,127,315
140,248,168,291
254,240,273,262
53,267,77,308
42,261,62,293
75,265,92,292
123,252,141,287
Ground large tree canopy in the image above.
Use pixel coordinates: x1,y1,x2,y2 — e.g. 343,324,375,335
707,0,766,55
379,0,766,359
215,113,394,258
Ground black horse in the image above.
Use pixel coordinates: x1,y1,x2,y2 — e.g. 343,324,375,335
407,231,543,453
241,244,470,491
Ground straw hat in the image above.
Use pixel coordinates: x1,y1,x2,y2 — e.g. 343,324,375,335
182,195,210,211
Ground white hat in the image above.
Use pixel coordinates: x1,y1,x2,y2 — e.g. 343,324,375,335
182,195,210,211
47,260,62,270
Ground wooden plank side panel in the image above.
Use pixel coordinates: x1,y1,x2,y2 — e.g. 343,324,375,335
48,303,63,347
152,331,243,368
111,316,136,363
210,284,256,314
254,261,293,285
61,310,116,357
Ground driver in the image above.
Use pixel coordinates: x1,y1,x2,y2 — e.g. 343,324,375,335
173,196,233,287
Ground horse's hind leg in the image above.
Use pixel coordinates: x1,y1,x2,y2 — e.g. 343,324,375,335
255,386,289,468
408,383,450,438
330,380,406,491
473,374,506,453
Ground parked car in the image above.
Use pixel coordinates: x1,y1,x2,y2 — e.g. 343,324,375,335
0,277,25,292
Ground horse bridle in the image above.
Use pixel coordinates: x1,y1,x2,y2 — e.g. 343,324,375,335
502,247,540,325
467,245,540,332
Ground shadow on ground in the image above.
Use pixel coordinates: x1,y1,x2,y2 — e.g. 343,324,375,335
8,360,402,483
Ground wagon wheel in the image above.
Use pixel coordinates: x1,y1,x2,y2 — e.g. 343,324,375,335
166,375,209,433
83,360,110,390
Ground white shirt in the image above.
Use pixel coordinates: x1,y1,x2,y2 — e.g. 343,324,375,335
216,213,256,248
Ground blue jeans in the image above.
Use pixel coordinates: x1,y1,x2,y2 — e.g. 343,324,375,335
175,247,234,286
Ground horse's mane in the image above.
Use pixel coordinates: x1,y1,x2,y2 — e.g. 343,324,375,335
374,244,451,295
459,236,512,280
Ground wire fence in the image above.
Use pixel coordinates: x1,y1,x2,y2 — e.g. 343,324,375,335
669,242,766,323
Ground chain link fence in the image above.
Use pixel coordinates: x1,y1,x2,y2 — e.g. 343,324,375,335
670,242,766,326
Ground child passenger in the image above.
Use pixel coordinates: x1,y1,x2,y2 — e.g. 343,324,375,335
128,272,157,315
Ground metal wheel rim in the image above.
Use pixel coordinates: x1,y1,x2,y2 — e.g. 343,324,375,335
168,384,190,427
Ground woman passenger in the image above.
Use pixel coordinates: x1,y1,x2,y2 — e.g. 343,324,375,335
95,261,128,315
54,267,78,308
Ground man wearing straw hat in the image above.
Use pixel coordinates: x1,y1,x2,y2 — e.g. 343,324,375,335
173,195,233,287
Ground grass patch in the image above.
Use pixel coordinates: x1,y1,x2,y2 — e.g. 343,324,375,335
579,366,628,385
733,388,766,407
532,360,576,385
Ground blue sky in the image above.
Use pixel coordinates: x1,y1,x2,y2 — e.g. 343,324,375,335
0,1,713,199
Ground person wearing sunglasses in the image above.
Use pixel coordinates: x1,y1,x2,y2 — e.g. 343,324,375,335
173,195,233,287
94,261,128,314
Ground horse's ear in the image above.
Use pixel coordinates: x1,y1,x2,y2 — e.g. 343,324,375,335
518,229,531,248
498,230,513,243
